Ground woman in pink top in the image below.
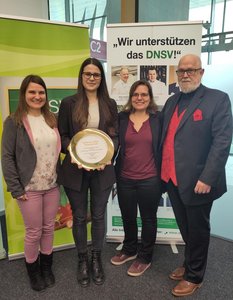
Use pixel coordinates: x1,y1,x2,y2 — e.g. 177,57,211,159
1,75,61,292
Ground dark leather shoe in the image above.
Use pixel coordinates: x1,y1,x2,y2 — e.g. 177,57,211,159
172,280,202,297
91,251,105,285
40,253,55,288
25,258,46,291
77,253,90,287
169,266,185,281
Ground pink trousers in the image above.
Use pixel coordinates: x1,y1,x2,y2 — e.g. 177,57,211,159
17,186,60,263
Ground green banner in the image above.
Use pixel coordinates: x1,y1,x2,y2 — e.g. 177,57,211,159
0,16,90,259
0,17,89,77
8,88,77,113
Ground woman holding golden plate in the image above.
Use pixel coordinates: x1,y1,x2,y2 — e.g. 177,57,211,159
58,58,118,287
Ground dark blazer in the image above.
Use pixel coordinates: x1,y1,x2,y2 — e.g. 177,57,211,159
115,111,162,180
161,84,232,205
57,94,118,192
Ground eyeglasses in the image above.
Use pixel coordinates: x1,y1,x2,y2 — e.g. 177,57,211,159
176,68,202,77
82,72,101,80
132,93,149,98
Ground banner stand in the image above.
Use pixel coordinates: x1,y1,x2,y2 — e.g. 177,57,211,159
0,15,90,259
106,21,203,246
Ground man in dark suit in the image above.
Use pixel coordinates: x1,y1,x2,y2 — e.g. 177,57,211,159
161,54,232,297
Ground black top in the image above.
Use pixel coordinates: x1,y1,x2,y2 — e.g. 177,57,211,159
177,88,198,115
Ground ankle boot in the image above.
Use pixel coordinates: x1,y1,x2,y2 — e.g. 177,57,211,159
25,257,46,291
91,250,105,285
40,252,55,288
77,252,90,287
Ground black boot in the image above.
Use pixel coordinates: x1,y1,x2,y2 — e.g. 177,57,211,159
77,252,90,287
91,250,105,285
25,257,46,291
40,252,55,288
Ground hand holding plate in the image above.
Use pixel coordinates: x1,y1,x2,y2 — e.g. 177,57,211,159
70,155,91,171
96,160,112,171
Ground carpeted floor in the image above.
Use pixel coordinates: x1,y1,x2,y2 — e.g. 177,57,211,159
0,236,232,300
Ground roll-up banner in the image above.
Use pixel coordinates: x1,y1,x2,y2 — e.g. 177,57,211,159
0,15,90,259
106,21,202,245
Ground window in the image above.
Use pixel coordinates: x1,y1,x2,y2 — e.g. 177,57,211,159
48,0,66,21
48,0,107,40
189,0,233,64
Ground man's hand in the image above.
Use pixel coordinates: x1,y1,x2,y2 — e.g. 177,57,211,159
194,180,211,194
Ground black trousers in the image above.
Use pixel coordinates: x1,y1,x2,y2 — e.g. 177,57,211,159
117,176,161,264
167,180,213,284
64,170,112,254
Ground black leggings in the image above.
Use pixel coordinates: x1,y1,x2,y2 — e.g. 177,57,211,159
117,176,161,263
64,171,112,253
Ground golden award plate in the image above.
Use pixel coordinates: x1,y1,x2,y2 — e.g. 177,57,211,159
68,128,114,170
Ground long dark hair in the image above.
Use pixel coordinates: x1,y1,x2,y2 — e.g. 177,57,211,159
123,80,158,113
73,57,115,135
13,74,56,128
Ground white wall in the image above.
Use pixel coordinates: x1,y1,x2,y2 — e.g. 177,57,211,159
0,0,48,19
202,64,233,241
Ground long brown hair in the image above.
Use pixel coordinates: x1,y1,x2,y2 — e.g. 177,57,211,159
13,74,56,128
123,80,158,113
73,58,115,135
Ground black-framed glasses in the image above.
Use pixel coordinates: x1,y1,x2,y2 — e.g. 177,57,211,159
132,93,149,98
82,72,101,80
176,68,202,76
